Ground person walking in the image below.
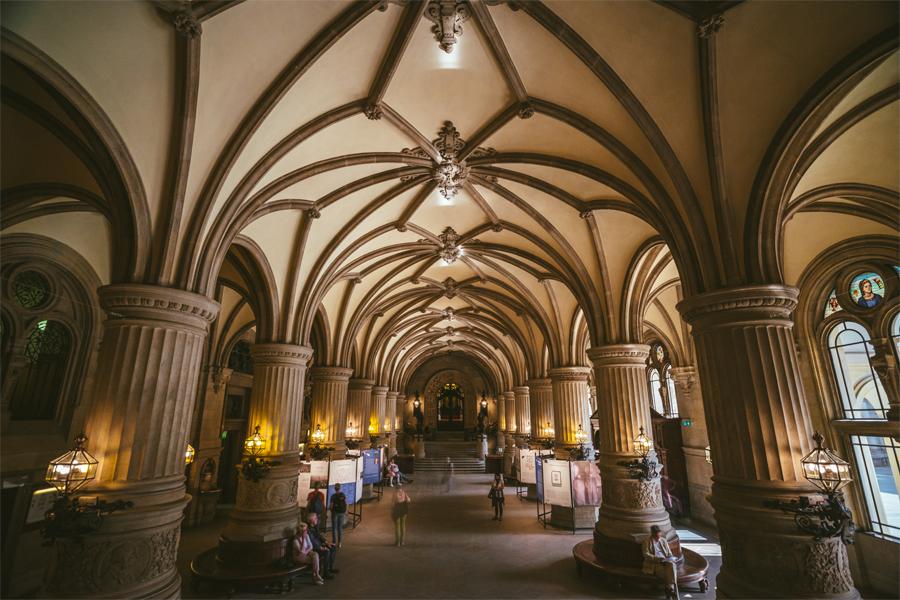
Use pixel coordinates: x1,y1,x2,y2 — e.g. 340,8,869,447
306,481,326,533
329,482,348,547
442,457,454,492
392,487,411,546
489,473,505,521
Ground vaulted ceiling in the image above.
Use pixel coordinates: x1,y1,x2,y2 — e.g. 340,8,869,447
2,0,897,391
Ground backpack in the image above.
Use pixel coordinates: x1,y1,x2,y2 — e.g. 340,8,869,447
332,492,347,513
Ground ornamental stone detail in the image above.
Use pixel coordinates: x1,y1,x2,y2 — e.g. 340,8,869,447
604,477,663,509
99,284,219,329
677,285,799,325
425,0,470,54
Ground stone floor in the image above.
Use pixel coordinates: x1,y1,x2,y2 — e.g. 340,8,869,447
179,472,721,599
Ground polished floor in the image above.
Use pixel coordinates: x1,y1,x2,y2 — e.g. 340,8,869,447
178,472,722,599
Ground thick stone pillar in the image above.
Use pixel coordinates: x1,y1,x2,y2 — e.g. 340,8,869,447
386,390,399,456
503,390,517,449
547,366,596,528
347,378,374,446
528,378,554,440
222,344,312,554
185,365,233,527
588,345,673,558
309,366,353,454
513,386,531,446
48,284,218,599
679,285,858,599
495,395,506,452
373,385,389,450
671,366,714,526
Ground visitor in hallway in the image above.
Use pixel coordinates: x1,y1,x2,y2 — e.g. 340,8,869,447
291,523,324,585
442,457,454,492
387,458,400,486
489,473,505,521
307,513,339,579
392,487,411,546
330,482,348,547
642,525,677,600
307,482,326,532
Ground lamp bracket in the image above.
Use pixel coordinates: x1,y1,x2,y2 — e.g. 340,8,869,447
41,496,133,545
241,456,281,482
764,492,855,545
618,457,660,482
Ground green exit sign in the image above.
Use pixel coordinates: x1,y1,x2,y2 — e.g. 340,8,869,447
681,419,693,427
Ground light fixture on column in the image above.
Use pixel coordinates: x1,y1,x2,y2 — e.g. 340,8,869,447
704,445,712,464
345,421,361,450
368,421,379,445
185,443,196,466
309,424,333,460
241,425,277,482
42,434,132,543
311,424,326,445
619,426,660,481
569,424,591,460
765,432,855,544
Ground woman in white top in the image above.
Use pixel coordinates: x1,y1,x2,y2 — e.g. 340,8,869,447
642,525,677,599
292,523,323,585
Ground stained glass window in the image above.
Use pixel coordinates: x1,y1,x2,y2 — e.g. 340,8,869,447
823,289,843,318
24,320,67,364
849,272,885,310
10,320,70,420
228,340,253,374
827,321,888,419
12,270,50,309
648,368,664,415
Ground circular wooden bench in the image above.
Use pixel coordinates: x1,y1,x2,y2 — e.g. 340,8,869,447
190,547,310,597
573,539,710,593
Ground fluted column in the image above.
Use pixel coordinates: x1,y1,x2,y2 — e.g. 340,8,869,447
503,390,517,448
222,344,313,550
671,366,714,526
370,384,388,446
528,378,554,440
495,395,506,452
679,285,857,599
347,378,374,446
513,386,531,445
384,388,397,456
588,345,673,557
47,284,218,598
309,366,353,453
185,365,233,527
548,366,592,455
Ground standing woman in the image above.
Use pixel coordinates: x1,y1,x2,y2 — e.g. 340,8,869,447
489,473,505,521
392,487,411,546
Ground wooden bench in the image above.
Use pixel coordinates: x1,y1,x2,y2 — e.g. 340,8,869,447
573,540,710,593
190,547,309,597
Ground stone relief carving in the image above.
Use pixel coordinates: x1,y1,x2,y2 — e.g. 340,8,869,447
425,0,470,54
603,478,663,509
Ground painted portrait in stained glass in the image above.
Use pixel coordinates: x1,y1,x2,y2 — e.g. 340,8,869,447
823,289,843,318
849,272,884,309
654,344,664,363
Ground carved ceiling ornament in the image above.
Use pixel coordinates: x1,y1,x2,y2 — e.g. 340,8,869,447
439,226,462,264
425,0,470,54
442,277,459,298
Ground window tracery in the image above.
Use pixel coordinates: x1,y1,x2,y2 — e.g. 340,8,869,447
646,342,678,417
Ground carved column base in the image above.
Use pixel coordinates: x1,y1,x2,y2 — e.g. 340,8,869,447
221,461,300,548
596,466,672,541
551,505,597,530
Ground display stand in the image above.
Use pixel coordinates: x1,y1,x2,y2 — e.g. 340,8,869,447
360,447,385,502
322,456,363,532
536,456,599,534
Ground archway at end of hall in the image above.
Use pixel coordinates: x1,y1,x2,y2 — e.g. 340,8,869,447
436,383,464,430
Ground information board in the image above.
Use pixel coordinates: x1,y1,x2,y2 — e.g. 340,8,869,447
570,460,602,507
541,458,573,507
298,460,329,507
328,458,360,505
361,447,383,484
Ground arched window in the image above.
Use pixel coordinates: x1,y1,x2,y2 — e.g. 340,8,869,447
665,366,678,417
648,368,664,415
228,340,254,374
827,321,888,419
9,319,71,420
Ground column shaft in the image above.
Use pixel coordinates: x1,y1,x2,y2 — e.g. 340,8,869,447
671,366,714,526
383,388,397,455
513,386,531,444
527,378,554,440
49,284,218,599
588,345,672,555
347,378,374,444
503,390,517,449
548,367,592,453
370,384,388,442
309,366,353,451
679,285,857,599
495,395,506,451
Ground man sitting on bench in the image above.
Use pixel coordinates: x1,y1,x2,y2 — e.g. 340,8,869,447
307,513,339,580
642,525,677,600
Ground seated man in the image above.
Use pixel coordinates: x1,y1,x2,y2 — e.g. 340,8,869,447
306,513,339,579
642,525,677,600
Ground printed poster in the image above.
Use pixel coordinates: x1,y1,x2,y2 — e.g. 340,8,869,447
361,448,382,484
541,459,573,507
518,449,537,484
298,460,329,507
328,458,359,505
570,460,602,507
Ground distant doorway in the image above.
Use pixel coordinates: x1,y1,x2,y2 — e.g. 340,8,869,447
437,383,464,430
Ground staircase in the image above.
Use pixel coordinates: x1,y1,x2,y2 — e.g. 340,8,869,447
415,434,484,473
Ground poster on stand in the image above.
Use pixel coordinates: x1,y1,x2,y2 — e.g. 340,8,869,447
518,449,537,484
328,458,359,504
541,459,573,507
361,448,383,484
570,460,602,507
535,456,545,503
298,460,329,507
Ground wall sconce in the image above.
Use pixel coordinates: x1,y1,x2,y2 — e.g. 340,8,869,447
568,424,590,460
574,424,588,445
185,443,196,466
704,445,712,465
765,432,855,544
42,434,131,544
309,424,333,460
311,424,326,445
241,425,277,482
618,426,659,481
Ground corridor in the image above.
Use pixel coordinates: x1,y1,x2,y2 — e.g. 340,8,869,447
178,473,721,599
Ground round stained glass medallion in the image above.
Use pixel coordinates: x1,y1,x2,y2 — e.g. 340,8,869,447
12,270,50,309
849,272,884,310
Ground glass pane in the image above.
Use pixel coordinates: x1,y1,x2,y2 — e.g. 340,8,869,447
850,435,900,540
823,288,843,318
648,369,663,415
827,321,888,419
665,368,679,417
12,270,50,309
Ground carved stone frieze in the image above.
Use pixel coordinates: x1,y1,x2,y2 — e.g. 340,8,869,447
677,284,799,326
603,477,663,509
236,475,298,511
99,284,219,329
425,0,470,54
586,344,650,367
547,366,591,381
250,343,313,365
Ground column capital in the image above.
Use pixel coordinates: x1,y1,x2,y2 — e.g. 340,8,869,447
586,344,649,366
386,390,399,399
99,283,219,330
348,377,376,390
309,366,353,381
372,385,390,395
548,365,592,381
249,343,313,366
502,390,516,399
677,284,799,327
526,378,551,390
513,385,529,395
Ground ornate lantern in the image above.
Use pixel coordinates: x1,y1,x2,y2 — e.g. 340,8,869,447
243,425,266,456
575,424,589,445
634,426,653,458
185,443,196,466
311,424,326,445
346,421,359,440
801,432,852,493
46,434,98,495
